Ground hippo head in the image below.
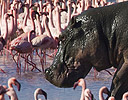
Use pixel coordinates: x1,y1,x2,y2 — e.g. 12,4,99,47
45,15,96,87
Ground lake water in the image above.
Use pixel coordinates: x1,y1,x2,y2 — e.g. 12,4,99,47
0,50,115,100
1,0,117,99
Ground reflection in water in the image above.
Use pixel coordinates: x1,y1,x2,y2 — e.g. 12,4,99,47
0,53,114,100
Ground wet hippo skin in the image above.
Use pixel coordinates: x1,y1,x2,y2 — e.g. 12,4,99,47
45,1,128,100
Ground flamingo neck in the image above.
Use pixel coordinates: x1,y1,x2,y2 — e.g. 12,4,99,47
39,0,43,12
8,10,14,36
71,4,77,18
81,0,85,12
30,15,35,31
62,0,66,9
28,30,35,44
55,6,61,33
80,85,86,100
67,2,71,24
8,83,13,89
34,93,38,100
43,15,53,38
99,90,105,100
2,1,5,21
48,3,55,29
22,7,29,27
2,15,8,41
36,15,43,35
13,8,17,33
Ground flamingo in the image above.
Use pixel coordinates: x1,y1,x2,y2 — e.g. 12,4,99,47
61,0,66,9
5,77,21,100
0,11,13,73
71,1,79,18
122,92,128,100
47,2,61,38
73,78,93,100
9,10,40,73
0,85,7,100
99,86,128,100
34,88,47,100
31,12,58,71
60,0,72,30
108,97,115,100
99,86,110,100
21,3,32,33
85,0,94,10
52,0,61,31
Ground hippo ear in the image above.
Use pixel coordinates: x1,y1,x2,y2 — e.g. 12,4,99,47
68,16,82,29
68,16,76,27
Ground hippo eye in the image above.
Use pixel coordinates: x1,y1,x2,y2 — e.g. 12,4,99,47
58,41,62,46
59,35,66,42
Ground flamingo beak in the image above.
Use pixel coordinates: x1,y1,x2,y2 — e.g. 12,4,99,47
34,11,40,16
73,81,78,90
15,80,21,91
8,14,14,18
29,4,35,9
41,90,47,100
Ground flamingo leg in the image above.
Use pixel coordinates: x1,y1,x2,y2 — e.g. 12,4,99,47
11,52,21,73
20,54,41,72
36,50,44,72
17,53,21,73
23,54,27,73
0,68,6,73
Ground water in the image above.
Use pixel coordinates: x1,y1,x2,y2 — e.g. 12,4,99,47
0,50,115,100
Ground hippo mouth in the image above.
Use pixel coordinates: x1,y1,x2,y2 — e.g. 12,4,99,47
45,62,84,88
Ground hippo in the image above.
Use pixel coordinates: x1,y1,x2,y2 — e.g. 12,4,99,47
45,1,128,100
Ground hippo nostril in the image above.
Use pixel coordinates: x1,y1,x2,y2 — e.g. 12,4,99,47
52,65,56,69
45,68,50,74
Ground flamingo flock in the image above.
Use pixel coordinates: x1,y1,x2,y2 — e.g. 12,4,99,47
0,0,117,73
0,77,21,100
73,78,128,100
0,77,128,100
0,0,127,99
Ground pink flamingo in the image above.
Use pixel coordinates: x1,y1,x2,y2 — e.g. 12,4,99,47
9,10,41,73
73,78,93,100
108,97,115,100
31,12,58,72
21,3,32,33
47,1,61,38
99,86,128,100
60,0,72,29
0,11,13,73
85,0,94,10
76,0,85,14
5,77,21,100
34,88,47,100
9,4,34,47
61,0,66,9
71,1,79,18
99,86,110,100
0,85,7,100
122,92,128,100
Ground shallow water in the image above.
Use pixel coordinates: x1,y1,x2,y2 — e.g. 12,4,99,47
0,50,115,100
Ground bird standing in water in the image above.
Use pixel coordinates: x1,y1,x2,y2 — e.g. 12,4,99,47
73,78,93,100
34,88,47,100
